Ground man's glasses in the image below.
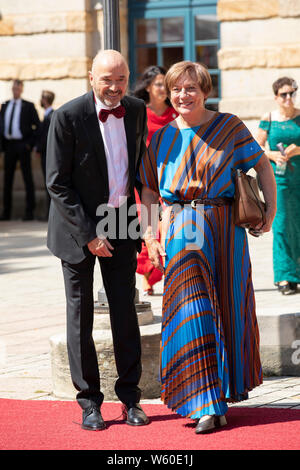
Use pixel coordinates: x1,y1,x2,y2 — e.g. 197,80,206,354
278,91,297,99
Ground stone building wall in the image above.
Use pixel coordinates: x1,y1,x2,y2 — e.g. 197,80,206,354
0,0,128,218
217,0,300,135
0,0,97,120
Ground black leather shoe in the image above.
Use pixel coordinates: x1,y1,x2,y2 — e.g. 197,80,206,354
122,403,149,426
279,281,297,295
82,405,106,431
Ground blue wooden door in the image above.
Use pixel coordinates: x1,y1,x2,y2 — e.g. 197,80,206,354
128,0,220,109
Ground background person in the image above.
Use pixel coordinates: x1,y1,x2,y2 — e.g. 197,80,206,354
139,61,276,434
35,90,55,219
133,65,178,146
46,50,149,431
257,77,300,295
0,79,40,221
133,66,178,295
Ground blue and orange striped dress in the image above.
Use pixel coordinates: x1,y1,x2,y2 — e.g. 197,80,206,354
138,112,264,419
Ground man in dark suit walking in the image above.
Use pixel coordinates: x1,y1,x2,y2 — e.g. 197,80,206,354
35,90,55,219
0,79,40,221
46,50,149,431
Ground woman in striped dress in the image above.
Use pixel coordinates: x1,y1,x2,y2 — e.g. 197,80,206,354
138,61,276,433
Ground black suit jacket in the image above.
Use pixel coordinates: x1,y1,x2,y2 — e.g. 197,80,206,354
0,109,3,152
36,109,54,154
46,91,147,264
0,99,40,150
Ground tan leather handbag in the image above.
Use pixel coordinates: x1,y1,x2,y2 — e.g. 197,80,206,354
233,169,266,228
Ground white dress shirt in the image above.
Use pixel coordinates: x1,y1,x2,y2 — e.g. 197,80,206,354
94,96,129,208
44,106,53,118
4,99,23,139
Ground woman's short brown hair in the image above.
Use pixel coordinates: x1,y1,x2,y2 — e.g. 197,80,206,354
165,61,212,98
272,77,298,95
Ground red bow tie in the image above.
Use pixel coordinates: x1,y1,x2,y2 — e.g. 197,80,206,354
98,105,126,123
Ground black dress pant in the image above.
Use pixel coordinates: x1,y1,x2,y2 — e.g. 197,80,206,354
61,240,142,410
3,140,35,217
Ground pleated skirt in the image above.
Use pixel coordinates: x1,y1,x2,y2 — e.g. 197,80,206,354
160,204,262,419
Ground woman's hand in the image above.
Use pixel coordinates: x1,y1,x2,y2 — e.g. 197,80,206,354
284,144,300,159
140,185,165,270
273,151,288,165
144,238,166,273
253,208,274,234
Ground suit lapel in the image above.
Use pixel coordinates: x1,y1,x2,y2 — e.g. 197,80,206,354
122,97,136,194
83,91,109,195
1,101,9,115
20,99,26,130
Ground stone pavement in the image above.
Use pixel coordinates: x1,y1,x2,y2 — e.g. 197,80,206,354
0,220,300,409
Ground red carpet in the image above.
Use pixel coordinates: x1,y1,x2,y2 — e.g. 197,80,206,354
0,399,299,450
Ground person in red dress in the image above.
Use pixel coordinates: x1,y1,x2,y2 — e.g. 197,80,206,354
133,66,178,295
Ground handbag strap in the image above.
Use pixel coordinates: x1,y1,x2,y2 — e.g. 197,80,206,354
265,112,272,147
268,111,272,133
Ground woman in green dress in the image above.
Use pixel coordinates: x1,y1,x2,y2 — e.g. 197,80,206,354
257,77,300,295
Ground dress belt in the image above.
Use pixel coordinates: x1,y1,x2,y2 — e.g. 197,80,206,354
173,197,233,208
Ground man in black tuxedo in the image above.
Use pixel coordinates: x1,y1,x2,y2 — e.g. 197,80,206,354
35,90,55,219
46,50,149,431
0,79,40,221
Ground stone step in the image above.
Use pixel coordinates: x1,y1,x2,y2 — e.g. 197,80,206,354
50,322,162,401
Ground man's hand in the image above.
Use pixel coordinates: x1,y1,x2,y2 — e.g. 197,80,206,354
87,237,114,257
